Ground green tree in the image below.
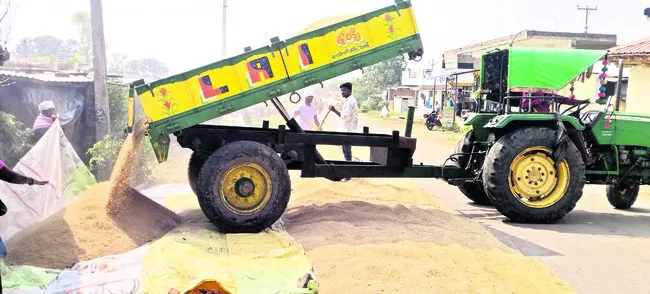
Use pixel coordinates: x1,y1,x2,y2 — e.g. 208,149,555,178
126,58,170,82
14,36,79,61
71,11,92,63
354,55,407,101
0,111,34,167
109,52,129,73
107,83,128,135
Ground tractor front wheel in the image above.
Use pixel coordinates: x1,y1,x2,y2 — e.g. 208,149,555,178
482,126,586,223
197,141,291,233
606,183,639,210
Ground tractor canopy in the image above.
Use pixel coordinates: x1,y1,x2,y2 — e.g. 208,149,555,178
479,47,607,105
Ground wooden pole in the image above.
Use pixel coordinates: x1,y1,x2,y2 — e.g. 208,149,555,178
90,0,111,138
316,109,331,131
614,58,624,111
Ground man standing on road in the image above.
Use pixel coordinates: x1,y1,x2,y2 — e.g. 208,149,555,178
329,82,358,182
293,93,321,131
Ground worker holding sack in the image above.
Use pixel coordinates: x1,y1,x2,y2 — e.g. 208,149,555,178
0,160,49,216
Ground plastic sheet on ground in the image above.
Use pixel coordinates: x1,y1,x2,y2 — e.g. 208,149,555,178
2,185,318,293
0,120,97,241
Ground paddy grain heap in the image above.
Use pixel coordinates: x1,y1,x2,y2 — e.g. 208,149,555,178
6,125,181,269
283,145,573,293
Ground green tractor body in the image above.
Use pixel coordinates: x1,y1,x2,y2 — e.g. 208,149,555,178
452,46,650,222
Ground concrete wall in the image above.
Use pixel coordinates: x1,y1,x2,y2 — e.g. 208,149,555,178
624,65,650,114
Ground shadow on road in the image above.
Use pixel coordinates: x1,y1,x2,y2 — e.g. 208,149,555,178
483,226,562,257
455,202,650,238
504,209,650,238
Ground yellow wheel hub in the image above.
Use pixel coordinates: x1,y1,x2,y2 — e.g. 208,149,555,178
508,146,570,208
219,162,272,215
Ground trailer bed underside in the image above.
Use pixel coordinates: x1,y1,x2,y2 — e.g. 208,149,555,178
174,122,465,180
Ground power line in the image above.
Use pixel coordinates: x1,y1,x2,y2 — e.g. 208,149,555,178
576,5,598,33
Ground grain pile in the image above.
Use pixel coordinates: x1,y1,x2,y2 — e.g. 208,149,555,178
6,122,181,269
283,145,573,293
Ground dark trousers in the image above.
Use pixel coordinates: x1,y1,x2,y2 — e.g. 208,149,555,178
342,145,352,161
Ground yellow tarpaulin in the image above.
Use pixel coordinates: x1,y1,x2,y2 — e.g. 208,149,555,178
140,194,317,294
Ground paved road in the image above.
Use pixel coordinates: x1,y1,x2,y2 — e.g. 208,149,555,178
363,116,650,294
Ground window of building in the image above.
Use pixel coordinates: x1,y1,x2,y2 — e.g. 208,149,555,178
409,69,417,78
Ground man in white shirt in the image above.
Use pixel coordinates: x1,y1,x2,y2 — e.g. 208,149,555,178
293,93,320,131
329,82,358,182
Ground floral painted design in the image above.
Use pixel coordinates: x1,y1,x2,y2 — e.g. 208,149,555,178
383,13,401,41
158,87,178,116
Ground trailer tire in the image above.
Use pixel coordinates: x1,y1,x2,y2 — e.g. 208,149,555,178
454,130,492,206
197,141,291,233
188,152,206,196
482,126,585,223
606,183,639,210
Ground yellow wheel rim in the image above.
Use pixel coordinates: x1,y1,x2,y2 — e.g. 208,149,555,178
219,162,272,215
508,146,570,208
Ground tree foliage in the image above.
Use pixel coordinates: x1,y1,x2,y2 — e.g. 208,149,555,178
353,55,407,100
71,10,92,63
0,111,34,167
14,36,79,61
126,58,170,82
109,53,129,73
107,83,128,134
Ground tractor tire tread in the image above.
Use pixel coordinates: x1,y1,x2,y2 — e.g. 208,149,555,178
482,126,585,223
606,183,639,210
196,140,291,233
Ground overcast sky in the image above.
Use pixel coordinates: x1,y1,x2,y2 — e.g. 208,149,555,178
2,0,647,74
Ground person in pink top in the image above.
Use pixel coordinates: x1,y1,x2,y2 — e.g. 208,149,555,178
0,160,48,216
32,101,59,142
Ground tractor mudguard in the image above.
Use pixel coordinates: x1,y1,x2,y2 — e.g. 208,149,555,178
482,113,585,131
552,112,571,167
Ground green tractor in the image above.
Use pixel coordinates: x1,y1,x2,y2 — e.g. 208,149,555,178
448,47,649,223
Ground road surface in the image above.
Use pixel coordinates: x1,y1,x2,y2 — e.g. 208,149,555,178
363,115,650,294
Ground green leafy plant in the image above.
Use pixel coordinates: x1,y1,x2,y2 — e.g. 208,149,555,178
0,111,35,167
86,135,156,185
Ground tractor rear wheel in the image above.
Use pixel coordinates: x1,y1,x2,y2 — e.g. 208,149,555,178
606,183,639,209
454,130,492,206
482,126,586,223
197,140,291,233
188,152,206,196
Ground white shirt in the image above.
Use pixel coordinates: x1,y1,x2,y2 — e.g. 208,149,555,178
340,95,358,132
295,103,318,130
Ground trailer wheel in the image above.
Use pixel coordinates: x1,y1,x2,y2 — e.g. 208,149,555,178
606,183,639,209
454,130,491,206
482,126,585,223
197,141,291,233
188,152,206,196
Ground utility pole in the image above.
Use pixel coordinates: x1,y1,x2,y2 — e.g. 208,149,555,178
221,0,227,58
90,0,110,138
577,5,598,33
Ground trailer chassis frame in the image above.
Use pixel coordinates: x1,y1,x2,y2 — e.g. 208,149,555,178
175,120,466,181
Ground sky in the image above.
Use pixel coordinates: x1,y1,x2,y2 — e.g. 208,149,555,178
1,0,647,74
